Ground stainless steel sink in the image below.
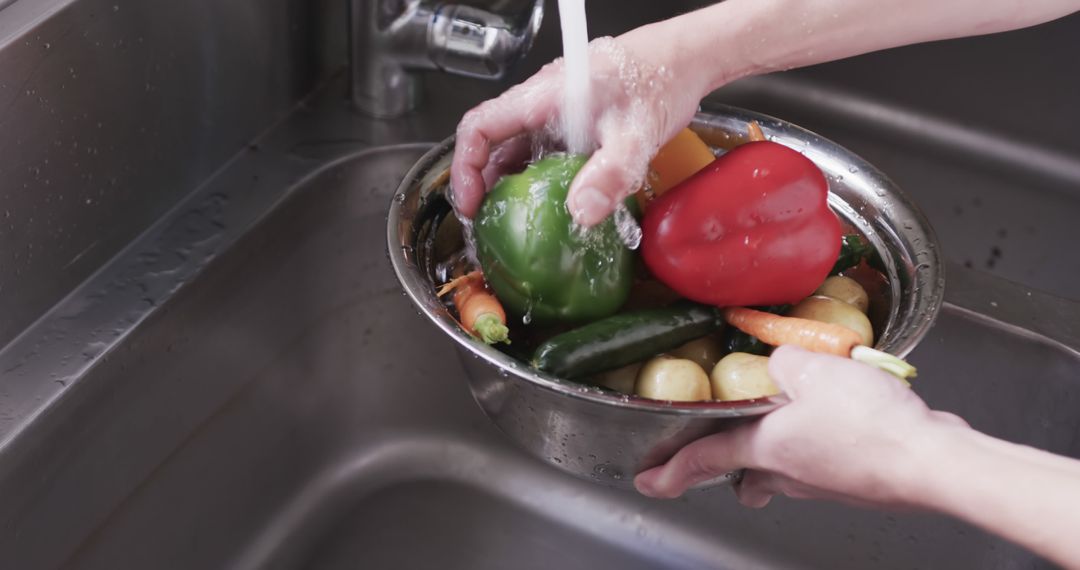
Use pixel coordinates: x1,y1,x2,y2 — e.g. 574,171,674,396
1,2,1080,569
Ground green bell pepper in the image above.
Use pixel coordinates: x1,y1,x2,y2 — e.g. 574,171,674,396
474,154,634,325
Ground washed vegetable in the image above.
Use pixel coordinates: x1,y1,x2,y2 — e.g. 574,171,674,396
814,275,870,313
723,306,915,380
669,335,724,372
718,303,789,358
720,325,770,356
449,124,912,399
641,141,842,307
789,295,874,346
437,270,509,345
710,352,779,401
746,121,766,142
474,154,634,324
723,306,861,356
635,355,712,402
830,233,877,275
596,362,642,395
532,302,724,379
642,128,715,202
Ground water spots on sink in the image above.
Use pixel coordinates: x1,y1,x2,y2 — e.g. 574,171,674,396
592,462,624,481
985,245,1003,270
82,341,109,361
0,189,234,423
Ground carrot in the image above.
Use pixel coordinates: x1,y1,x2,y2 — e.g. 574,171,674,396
723,306,917,381
438,271,509,345
723,306,860,356
747,121,766,142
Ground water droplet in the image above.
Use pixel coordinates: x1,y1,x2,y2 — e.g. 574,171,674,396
612,203,641,249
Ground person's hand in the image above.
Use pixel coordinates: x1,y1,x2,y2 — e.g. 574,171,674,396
635,346,970,509
451,32,708,227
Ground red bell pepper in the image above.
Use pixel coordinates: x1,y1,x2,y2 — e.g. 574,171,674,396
640,141,842,307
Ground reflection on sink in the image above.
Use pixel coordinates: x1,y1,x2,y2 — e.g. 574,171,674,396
20,143,1069,570
304,481,657,570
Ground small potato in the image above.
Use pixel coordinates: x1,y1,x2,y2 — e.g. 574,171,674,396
710,353,779,401
814,276,870,313
669,336,723,372
789,295,874,346
596,362,641,395
635,356,712,402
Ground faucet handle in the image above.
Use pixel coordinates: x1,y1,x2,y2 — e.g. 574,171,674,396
429,1,543,79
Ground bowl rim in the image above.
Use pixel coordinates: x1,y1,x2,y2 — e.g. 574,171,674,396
388,104,944,417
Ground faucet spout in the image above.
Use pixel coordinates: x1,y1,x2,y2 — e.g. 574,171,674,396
350,0,543,118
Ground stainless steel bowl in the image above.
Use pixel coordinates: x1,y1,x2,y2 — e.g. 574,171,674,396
388,105,945,489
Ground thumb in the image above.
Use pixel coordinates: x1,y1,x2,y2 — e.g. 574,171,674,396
634,425,754,499
566,137,648,227
767,345,840,400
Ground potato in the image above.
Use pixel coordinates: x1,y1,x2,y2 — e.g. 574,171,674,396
710,353,779,401
635,356,712,402
814,276,869,313
788,295,874,346
669,336,723,372
596,362,641,395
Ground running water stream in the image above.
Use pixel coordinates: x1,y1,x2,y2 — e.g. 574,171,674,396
557,0,592,155
557,0,642,248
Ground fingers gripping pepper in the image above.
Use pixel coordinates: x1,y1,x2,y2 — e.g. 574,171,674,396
473,155,635,325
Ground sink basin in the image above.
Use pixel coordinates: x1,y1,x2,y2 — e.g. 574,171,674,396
0,129,1070,569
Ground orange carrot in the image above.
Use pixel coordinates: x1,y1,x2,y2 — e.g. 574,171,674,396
722,306,917,380
747,121,766,142
723,306,861,357
438,271,509,345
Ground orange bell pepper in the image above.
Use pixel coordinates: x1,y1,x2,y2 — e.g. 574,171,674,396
636,128,716,211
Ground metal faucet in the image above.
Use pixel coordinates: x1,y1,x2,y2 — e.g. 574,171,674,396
350,0,544,118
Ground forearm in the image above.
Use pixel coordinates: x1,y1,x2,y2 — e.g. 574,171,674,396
623,0,1080,95
914,426,1080,568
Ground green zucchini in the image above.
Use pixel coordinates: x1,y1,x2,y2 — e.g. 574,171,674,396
532,302,723,379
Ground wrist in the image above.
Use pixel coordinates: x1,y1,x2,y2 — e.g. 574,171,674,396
616,12,751,102
881,418,984,507
896,421,983,512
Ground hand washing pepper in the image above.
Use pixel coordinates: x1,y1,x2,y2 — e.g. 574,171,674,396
473,154,634,324
640,141,842,307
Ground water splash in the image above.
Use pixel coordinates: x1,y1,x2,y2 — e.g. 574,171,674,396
612,202,642,249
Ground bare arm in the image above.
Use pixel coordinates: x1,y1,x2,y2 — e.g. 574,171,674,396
651,0,1080,93
452,0,1080,225
917,427,1080,568
634,347,1080,569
